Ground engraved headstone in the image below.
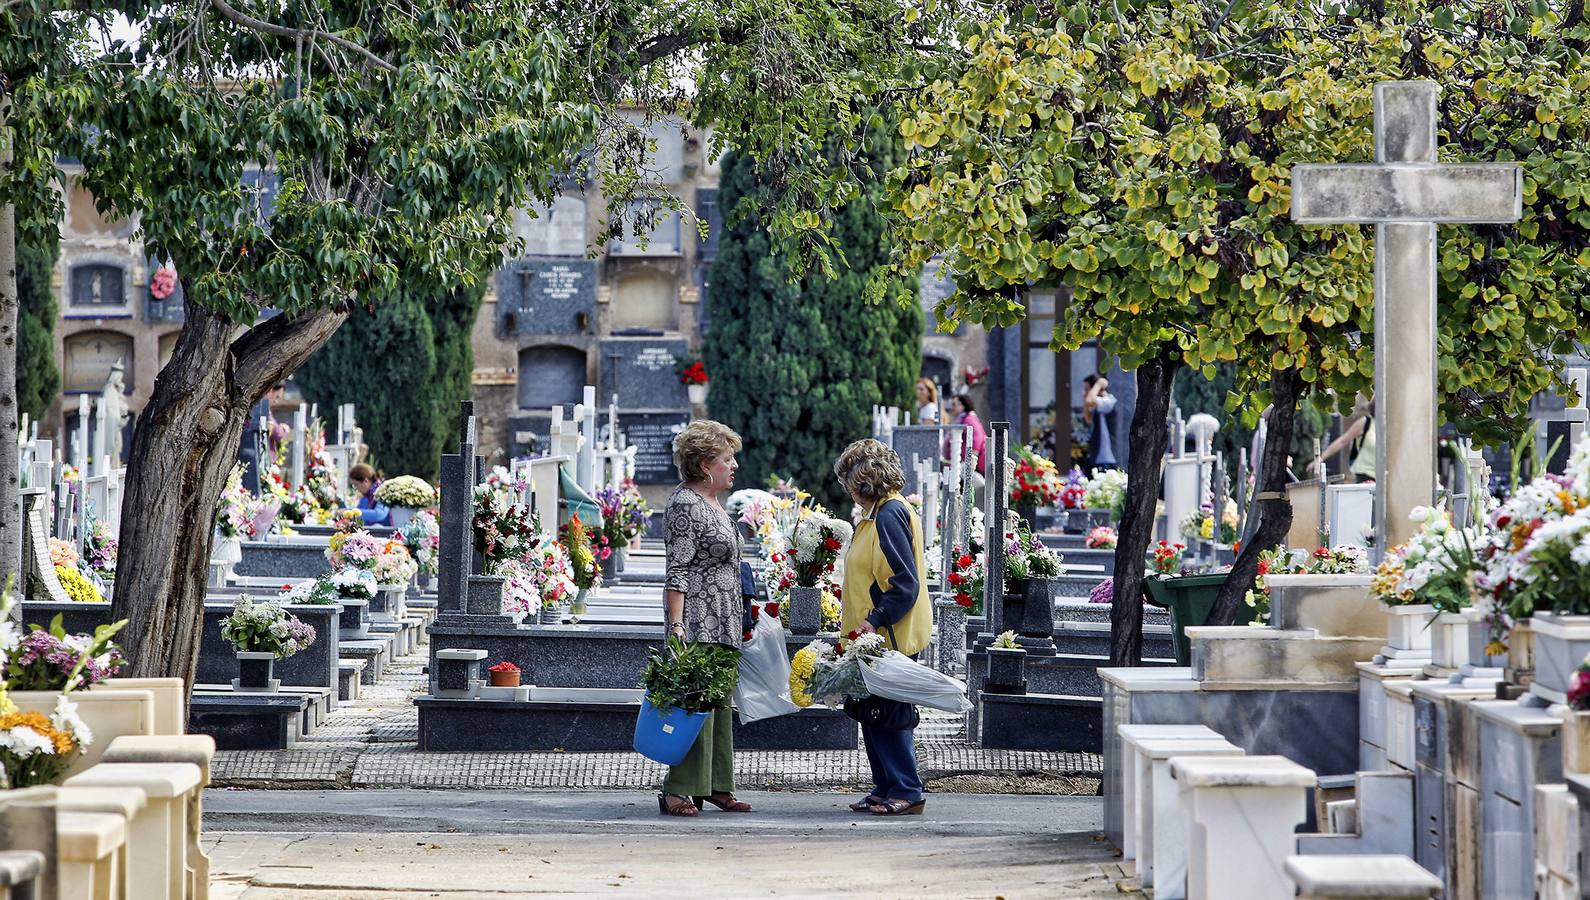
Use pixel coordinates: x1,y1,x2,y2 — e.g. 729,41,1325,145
891,426,945,496
618,412,690,485
497,258,599,337
599,337,691,411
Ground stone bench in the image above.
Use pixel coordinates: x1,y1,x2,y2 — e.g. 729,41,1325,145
1283,855,1441,899
101,734,217,900
57,785,145,900
1171,755,1315,900
338,659,366,701
1122,732,1243,897
189,693,308,750
340,640,390,684
195,684,330,734
65,761,204,900
58,809,125,900
0,851,45,900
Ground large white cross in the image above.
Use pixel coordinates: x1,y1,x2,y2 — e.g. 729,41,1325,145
1291,81,1522,554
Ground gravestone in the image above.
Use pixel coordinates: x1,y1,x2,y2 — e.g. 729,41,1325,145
599,337,691,411
497,258,599,337
20,490,70,604
434,402,509,622
618,412,689,485
983,422,1011,639
891,426,945,496
1292,80,1522,555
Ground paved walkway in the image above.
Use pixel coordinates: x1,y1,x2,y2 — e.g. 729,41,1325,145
204,790,1141,898
211,643,1102,792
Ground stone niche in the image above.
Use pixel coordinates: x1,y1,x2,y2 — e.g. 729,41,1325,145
62,330,134,394
516,344,588,411
67,263,129,313
513,195,588,258
496,258,598,338
609,271,679,332
65,181,134,238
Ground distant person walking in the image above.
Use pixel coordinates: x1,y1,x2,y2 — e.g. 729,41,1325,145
658,420,752,817
947,393,987,504
349,463,391,526
1083,374,1117,472
915,377,942,425
834,439,933,816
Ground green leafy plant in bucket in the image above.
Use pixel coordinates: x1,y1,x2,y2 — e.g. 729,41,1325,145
639,637,740,714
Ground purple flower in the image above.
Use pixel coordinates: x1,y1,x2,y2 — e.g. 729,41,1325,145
1088,578,1113,605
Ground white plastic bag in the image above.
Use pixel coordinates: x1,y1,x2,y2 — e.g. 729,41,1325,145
859,650,973,713
734,606,801,723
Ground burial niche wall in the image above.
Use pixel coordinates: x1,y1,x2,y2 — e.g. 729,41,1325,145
517,344,588,411
610,271,678,332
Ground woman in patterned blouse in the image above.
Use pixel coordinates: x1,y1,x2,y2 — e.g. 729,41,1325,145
658,419,752,817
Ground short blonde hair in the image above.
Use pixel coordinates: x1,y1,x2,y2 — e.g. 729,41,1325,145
834,439,905,503
673,420,743,483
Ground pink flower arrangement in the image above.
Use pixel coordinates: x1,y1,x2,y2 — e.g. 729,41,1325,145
1570,655,1590,711
150,265,178,300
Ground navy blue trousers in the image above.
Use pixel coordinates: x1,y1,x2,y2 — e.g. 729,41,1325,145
861,720,923,802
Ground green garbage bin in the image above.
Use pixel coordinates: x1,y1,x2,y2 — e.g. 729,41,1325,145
1143,573,1257,665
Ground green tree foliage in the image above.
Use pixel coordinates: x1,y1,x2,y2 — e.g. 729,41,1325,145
295,280,483,480
881,0,1590,656
705,142,922,512
16,224,59,422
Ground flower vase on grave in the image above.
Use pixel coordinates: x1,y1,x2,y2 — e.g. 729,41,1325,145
380,586,406,620
1014,503,1038,533
600,552,619,583
616,548,627,573
1010,578,1058,644
1382,603,1437,655
1526,613,1590,705
788,585,822,635
687,383,709,406
1429,611,1472,670
985,646,1026,694
571,588,588,620
538,603,559,625
233,652,279,692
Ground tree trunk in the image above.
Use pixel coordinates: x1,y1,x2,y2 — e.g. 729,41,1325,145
1208,367,1305,625
110,295,347,684
1109,345,1181,666
0,96,20,609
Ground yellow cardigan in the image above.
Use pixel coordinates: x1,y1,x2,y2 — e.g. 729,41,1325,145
840,493,933,656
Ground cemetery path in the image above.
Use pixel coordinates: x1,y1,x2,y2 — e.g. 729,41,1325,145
211,641,1103,793
203,790,1142,898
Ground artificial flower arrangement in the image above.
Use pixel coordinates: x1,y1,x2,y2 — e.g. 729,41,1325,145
0,582,128,788
303,419,343,512
326,529,383,569
498,539,579,616
677,356,709,387
1060,467,1088,510
1370,505,1482,612
1002,518,1063,584
1148,540,1187,576
560,515,603,592
1180,498,1240,545
473,476,537,573
150,264,178,299
1009,447,1063,511
1088,578,1113,605
329,567,378,600
278,577,341,606
946,546,985,612
220,595,316,658
53,565,105,604
81,515,117,584
399,510,441,577
788,513,853,588
48,538,78,570
789,632,886,708
992,630,1020,649
1083,469,1128,519
376,475,438,509
1085,526,1117,550
216,463,263,539
1569,653,1590,711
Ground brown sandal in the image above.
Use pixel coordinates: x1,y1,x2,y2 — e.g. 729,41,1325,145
658,793,699,817
697,792,753,812
850,795,884,813
872,798,925,816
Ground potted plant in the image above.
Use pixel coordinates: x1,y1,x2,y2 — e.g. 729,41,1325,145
1143,540,1244,665
375,475,438,528
1370,506,1483,668
678,355,710,406
488,661,521,688
985,631,1027,694
220,595,317,692
634,637,740,765
1000,518,1063,642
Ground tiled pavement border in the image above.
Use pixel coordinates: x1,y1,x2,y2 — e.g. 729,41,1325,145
210,647,1104,791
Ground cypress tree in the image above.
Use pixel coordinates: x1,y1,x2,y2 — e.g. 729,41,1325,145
17,224,60,421
705,131,922,511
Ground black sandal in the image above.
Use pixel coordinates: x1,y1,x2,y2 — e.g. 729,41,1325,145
849,795,884,813
872,798,926,816
657,793,699,817
697,792,753,812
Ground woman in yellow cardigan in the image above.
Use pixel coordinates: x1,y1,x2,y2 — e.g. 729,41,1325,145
834,438,933,817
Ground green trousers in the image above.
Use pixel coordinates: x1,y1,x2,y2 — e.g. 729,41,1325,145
662,703,735,797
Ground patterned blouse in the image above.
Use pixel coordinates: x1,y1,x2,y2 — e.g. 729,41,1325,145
663,485,743,648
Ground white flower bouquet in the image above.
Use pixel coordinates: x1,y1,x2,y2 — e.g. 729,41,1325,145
375,475,437,509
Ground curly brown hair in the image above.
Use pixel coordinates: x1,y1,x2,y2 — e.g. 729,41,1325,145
672,420,743,483
833,438,906,503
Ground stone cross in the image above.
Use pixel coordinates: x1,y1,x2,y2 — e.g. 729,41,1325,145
289,405,307,489
75,393,90,470
1292,80,1522,554
982,422,1011,638
436,402,479,615
578,385,597,494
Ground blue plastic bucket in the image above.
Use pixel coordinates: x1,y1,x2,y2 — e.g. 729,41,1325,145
633,697,710,765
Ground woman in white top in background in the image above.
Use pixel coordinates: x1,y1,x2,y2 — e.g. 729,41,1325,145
915,377,942,426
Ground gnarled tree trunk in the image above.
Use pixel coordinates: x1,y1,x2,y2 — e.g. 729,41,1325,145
1109,345,1181,666
1207,367,1304,625
110,295,346,684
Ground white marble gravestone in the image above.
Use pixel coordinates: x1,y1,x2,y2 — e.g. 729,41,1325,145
1292,80,1522,555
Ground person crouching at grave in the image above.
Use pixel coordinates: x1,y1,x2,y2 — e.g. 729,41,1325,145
834,438,933,816
348,463,391,526
658,419,752,817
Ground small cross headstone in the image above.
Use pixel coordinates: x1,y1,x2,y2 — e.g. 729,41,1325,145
1292,80,1522,555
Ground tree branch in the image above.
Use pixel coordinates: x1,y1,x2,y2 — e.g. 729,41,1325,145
232,304,350,400
634,26,748,67
208,0,398,74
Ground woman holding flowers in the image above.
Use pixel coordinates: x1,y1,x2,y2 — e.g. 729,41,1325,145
658,420,751,817
834,438,933,816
